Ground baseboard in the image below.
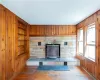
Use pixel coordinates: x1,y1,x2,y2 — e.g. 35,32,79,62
82,67,96,80
9,73,19,80
9,65,26,80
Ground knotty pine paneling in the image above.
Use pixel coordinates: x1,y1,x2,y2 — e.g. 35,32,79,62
29,25,76,36
0,5,6,80
0,4,29,80
5,9,16,80
97,10,100,80
76,10,100,80
26,25,30,58
29,25,45,36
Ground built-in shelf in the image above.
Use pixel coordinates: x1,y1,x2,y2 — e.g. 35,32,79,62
18,33,26,36
17,21,27,57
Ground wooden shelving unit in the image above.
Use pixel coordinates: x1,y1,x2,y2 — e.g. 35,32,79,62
17,21,27,57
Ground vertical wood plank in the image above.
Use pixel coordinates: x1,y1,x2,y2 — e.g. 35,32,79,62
0,5,6,80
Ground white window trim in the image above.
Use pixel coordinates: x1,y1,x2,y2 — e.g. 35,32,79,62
77,28,83,56
85,23,96,61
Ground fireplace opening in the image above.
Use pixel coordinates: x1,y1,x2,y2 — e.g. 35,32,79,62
45,44,60,58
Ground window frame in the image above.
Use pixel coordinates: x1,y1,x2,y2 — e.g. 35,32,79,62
77,28,84,56
85,23,96,61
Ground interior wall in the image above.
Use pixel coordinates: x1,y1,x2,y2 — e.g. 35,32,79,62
0,5,6,80
29,25,76,36
76,10,100,80
29,25,77,59
30,36,76,58
0,4,29,80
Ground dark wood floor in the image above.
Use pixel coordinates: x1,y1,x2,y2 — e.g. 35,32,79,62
14,66,94,80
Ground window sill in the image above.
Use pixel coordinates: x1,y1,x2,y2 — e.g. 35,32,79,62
78,54,83,56
76,54,84,60
78,53,83,56
85,57,95,62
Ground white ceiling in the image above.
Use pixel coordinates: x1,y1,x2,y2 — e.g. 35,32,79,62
1,0,100,25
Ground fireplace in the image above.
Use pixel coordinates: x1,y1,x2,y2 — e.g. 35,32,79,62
45,44,60,58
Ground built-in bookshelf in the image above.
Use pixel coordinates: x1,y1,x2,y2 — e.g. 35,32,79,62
17,21,27,57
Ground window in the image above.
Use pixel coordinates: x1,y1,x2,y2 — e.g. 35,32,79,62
77,29,83,55
85,23,96,61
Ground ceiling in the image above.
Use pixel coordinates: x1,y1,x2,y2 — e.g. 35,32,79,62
1,0,100,25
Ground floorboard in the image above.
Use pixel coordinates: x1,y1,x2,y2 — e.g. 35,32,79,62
14,66,94,80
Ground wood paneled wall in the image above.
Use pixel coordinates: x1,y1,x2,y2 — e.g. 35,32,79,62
5,8,16,80
76,10,100,80
96,11,100,80
29,25,76,36
0,5,29,80
0,5,6,80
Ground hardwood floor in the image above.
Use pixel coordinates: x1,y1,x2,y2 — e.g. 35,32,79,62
14,66,94,80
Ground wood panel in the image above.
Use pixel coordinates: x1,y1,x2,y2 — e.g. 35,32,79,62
0,5,6,80
80,58,96,76
97,10,100,80
29,25,76,36
17,21,27,57
76,10,100,80
0,4,30,80
14,17,29,77
29,25,45,36
5,8,16,80
26,25,30,58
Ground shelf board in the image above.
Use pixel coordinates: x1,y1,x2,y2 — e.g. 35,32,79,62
18,26,26,30
16,52,26,59
18,50,25,55
18,45,25,47
18,39,28,41
18,33,26,36
18,39,25,41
